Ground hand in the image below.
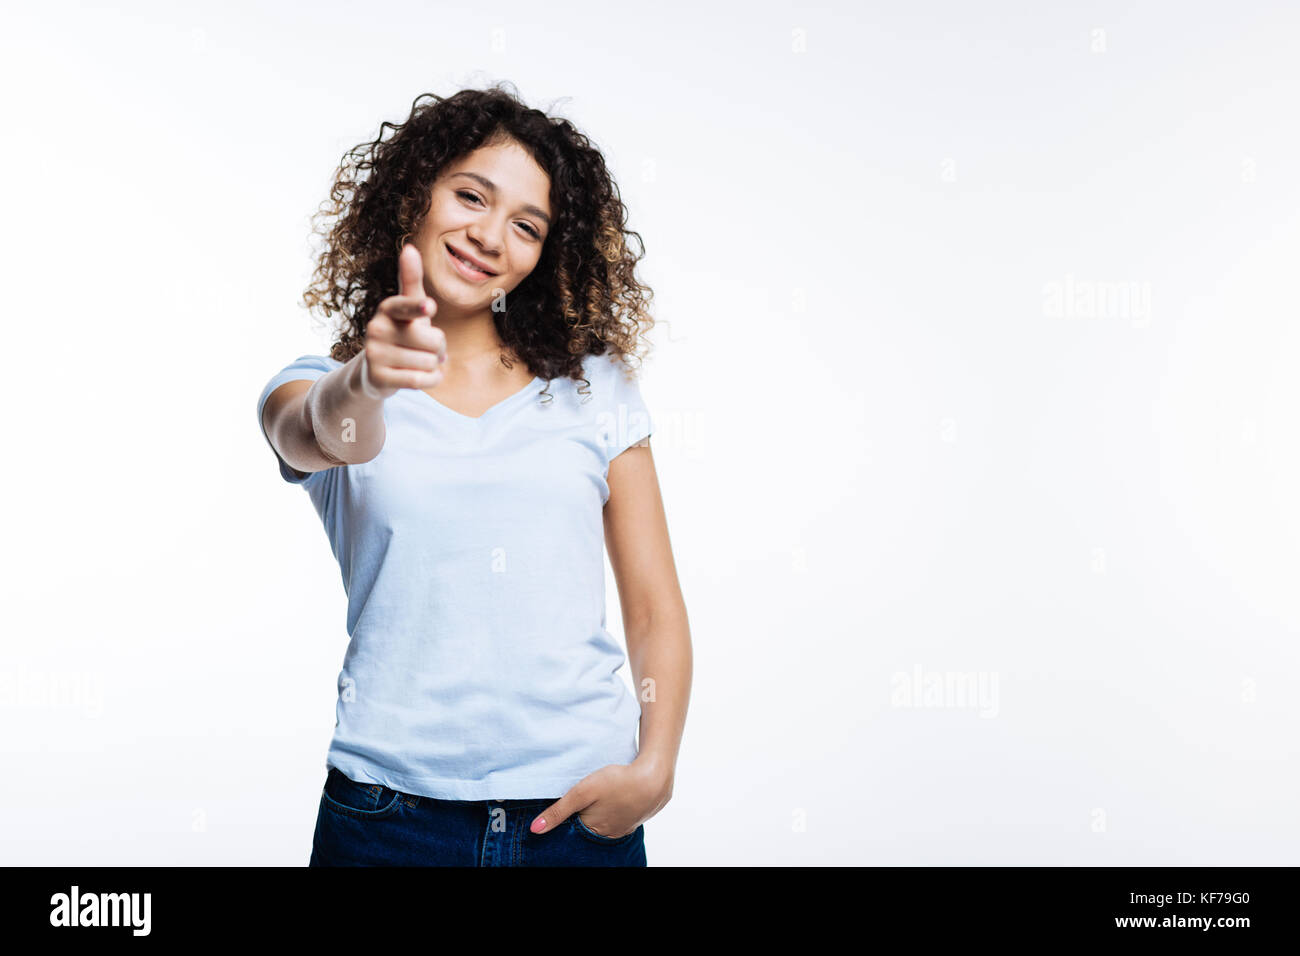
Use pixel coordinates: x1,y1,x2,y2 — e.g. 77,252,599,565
529,758,674,839
358,243,448,400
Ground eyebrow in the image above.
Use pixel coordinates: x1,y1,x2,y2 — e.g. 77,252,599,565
451,172,552,227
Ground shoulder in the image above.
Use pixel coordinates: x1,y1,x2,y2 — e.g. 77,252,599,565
578,351,644,391
259,353,342,386
544,353,647,417
281,353,343,375
257,354,343,419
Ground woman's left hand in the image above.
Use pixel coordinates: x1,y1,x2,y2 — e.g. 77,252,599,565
530,758,673,839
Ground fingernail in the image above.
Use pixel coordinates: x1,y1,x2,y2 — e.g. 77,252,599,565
530,817,545,833
422,299,433,313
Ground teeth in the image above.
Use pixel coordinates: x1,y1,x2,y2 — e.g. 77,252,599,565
452,249,489,274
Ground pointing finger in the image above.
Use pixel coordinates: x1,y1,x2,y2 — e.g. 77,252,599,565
384,295,437,322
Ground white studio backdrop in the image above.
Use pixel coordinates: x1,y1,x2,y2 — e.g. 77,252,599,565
1,0,1297,865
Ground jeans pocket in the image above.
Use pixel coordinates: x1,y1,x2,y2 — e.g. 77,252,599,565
320,767,405,820
571,812,640,846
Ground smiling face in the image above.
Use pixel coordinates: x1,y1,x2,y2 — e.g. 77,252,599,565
413,137,553,316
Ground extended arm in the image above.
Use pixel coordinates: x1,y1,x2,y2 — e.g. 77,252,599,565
261,354,389,475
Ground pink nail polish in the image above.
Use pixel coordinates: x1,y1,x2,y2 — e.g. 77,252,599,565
530,817,546,833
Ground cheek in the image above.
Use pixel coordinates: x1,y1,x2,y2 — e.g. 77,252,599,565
512,243,544,276
425,197,466,230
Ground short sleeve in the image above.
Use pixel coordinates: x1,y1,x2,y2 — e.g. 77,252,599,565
594,353,653,466
255,354,339,485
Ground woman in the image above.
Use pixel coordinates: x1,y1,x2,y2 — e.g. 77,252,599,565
255,84,691,866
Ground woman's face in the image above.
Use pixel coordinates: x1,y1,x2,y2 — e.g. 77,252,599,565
413,138,553,315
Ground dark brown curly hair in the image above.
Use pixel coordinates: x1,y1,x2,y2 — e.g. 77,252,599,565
301,81,655,402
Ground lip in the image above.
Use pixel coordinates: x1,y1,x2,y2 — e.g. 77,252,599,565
445,242,498,278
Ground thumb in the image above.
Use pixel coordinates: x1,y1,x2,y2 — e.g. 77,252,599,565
397,243,426,299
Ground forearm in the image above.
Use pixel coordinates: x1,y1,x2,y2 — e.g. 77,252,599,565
628,604,692,781
302,354,388,466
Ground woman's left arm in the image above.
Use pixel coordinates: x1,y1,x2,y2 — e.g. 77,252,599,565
604,438,693,793
530,438,693,838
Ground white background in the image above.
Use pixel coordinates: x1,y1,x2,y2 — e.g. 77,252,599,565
2,0,1297,865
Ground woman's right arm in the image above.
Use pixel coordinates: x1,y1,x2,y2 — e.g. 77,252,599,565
261,356,388,475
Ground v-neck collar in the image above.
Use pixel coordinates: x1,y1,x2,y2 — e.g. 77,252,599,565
413,375,545,424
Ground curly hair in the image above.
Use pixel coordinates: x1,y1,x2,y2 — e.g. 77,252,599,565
301,81,655,402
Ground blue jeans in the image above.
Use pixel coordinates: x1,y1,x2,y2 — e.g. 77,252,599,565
308,767,647,866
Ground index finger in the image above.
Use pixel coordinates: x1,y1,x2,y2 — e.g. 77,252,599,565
383,295,436,322
529,790,589,834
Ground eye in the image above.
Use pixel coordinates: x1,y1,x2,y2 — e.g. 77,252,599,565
456,189,542,240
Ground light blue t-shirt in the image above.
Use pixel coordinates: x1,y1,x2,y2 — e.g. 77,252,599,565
255,350,653,800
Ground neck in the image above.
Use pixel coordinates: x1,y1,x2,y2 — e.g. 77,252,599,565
430,307,526,378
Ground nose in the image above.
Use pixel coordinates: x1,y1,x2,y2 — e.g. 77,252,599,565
465,215,504,257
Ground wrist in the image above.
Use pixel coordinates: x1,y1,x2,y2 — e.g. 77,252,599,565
347,351,387,402
632,751,675,787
